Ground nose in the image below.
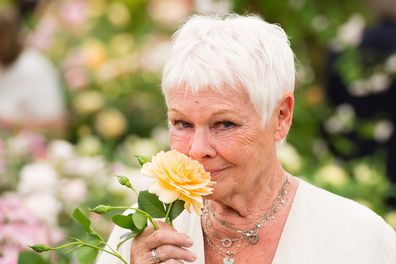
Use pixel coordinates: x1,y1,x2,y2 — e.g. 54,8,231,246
188,128,216,162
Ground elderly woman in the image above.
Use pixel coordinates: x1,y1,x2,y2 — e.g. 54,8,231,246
97,14,396,264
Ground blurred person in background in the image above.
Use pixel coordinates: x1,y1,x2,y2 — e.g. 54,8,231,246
325,0,396,207
0,2,66,137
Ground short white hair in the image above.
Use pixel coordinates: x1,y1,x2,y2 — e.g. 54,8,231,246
161,13,296,125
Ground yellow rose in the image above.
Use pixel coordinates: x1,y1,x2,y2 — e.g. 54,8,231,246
141,150,214,215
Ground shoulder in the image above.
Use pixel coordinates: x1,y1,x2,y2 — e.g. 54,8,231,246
298,179,390,228
12,49,58,77
294,179,396,259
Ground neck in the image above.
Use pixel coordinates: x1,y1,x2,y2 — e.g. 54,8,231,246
207,167,288,227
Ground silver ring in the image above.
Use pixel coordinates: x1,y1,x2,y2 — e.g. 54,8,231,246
151,248,162,263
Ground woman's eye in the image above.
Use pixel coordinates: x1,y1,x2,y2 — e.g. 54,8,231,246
215,121,236,130
174,120,192,129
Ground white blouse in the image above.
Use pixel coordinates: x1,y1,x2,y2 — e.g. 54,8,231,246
96,179,396,264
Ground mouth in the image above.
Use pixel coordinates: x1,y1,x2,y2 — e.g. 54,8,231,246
207,167,228,178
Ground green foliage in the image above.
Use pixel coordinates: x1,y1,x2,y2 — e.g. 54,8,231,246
18,252,47,264
138,191,166,218
166,200,185,223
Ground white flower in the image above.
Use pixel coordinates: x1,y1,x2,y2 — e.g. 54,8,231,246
374,120,394,142
369,73,391,93
17,162,59,195
59,178,87,206
385,53,396,73
353,163,381,187
62,156,106,179
23,193,61,226
331,14,365,50
47,140,75,165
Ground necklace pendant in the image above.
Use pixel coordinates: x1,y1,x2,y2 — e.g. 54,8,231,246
221,238,233,248
223,255,234,264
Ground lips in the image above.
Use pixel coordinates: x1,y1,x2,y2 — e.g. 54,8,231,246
206,167,228,177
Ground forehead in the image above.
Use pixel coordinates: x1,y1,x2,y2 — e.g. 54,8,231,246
166,86,252,110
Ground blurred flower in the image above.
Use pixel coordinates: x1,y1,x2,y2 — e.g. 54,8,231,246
72,90,105,115
194,0,232,14
59,178,87,207
373,119,394,142
315,163,349,188
147,0,193,27
27,15,59,51
369,72,391,93
129,138,161,158
331,14,365,50
140,36,171,72
63,50,90,90
59,0,89,31
324,104,355,134
88,0,107,17
23,193,61,226
63,156,106,179
289,0,306,10
80,39,108,69
107,2,131,28
385,53,396,73
109,34,135,57
0,193,63,263
385,210,396,230
141,150,214,214
17,162,58,196
302,85,324,106
95,108,127,139
353,163,381,187
278,143,303,174
77,135,102,156
311,15,329,32
7,132,46,159
47,140,75,165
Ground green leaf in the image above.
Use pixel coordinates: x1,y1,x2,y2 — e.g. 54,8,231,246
76,245,99,264
117,232,138,250
132,211,147,230
72,208,101,240
138,191,166,218
72,208,91,233
112,214,140,232
134,155,150,166
18,251,47,264
167,200,185,223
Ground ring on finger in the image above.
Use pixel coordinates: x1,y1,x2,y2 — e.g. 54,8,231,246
151,248,162,263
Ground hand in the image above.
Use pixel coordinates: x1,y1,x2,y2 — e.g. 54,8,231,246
130,221,197,264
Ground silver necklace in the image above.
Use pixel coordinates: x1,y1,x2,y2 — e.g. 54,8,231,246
201,175,290,263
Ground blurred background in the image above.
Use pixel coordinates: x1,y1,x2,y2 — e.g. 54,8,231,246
0,0,395,263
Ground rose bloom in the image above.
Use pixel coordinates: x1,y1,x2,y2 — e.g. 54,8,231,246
141,150,214,214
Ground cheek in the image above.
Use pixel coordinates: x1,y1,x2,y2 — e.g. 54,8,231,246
169,129,190,154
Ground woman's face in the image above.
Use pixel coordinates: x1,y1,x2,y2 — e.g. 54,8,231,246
167,87,281,200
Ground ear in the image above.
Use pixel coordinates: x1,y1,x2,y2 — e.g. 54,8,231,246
274,92,294,141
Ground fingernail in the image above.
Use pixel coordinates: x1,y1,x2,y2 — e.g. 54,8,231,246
190,252,197,261
187,238,193,246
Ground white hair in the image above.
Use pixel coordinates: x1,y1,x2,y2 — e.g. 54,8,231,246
161,13,296,125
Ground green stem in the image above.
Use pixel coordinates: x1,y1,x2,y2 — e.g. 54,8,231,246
164,202,174,225
112,206,159,230
49,242,81,250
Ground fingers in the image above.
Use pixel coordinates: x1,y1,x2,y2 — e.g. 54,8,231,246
145,228,193,249
130,221,196,264
155,244,197,262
